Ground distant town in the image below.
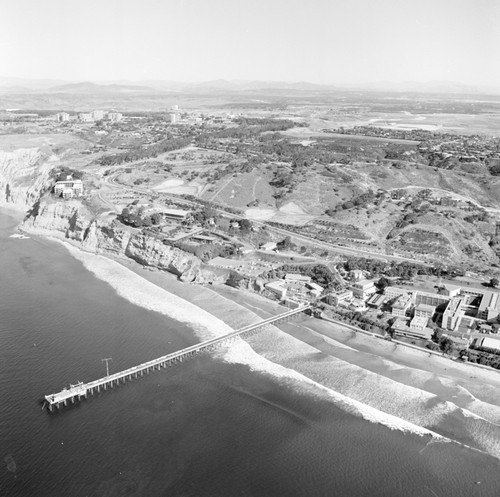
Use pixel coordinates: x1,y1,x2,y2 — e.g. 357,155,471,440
3,95,500,372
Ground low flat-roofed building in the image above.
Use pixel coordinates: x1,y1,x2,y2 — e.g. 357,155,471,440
470,336,500,353
392,295,412,317
351,279,376,300
305,282,324,298
414,291,450,307
163,208,190,221
285,273,311,283
414,303,436,319
392,317,433,340
367,293,385,309
265,280,287,300
442,296,466,331
330,289,353,306
410,316,428,331
384,286,409,301
191,234,217,243
442,283,462,297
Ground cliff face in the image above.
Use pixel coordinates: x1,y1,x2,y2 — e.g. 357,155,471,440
0,148,54,210
22,198,229,284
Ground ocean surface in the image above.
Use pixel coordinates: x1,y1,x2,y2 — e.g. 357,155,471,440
1,210,500,497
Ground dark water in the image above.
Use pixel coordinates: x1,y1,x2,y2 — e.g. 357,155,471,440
1,211,500,497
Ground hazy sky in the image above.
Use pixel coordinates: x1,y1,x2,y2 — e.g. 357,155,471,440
2,0,500,86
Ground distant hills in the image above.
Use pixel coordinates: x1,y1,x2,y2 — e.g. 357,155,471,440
47,81,154,93
0,76,499,96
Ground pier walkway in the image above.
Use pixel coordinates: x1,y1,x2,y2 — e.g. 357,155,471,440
44,304,310,411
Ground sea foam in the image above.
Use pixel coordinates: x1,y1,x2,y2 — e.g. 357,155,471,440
56,240,500,456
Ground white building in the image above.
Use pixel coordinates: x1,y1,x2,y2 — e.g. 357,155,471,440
91,110,105,121
410,316,428,331
351,279,376,300
330,289,353,306
478,291,500,321
108,112,123,122
392,295,412,317
265,281,287,300
414,303,436,319
78,112,93,122
56,112,71,122
442,297,466,331
384,286,410,301
54,176,84,198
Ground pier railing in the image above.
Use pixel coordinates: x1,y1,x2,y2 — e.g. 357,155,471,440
44,304,310,411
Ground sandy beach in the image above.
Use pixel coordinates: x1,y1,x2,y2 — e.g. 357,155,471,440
53,247,500,457
9,215,500,459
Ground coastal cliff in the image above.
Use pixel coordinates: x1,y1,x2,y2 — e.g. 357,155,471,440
21,197,228,284
0,148,54,210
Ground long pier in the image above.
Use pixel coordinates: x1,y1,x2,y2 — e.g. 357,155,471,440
44,304,310,411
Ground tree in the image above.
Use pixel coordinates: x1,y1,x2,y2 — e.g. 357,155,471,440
239,219,252,234
490,277,499,288
151,213,162,225
439,337,454,354
121,207,130,222
376,276,390,291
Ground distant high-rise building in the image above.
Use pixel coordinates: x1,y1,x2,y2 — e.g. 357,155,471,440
91,110,105,121
108,112,123,122
172,104,179,111
78,112,93,122
169,113,178,124
56,112,71,122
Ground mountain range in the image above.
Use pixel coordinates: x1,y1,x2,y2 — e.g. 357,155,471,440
0,77,499,95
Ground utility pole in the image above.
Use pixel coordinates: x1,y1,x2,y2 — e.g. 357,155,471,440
102,358,112,377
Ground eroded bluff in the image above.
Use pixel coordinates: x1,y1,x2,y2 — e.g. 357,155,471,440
22,199,228,284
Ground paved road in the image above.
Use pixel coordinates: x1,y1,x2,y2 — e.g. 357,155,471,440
103,173,433,267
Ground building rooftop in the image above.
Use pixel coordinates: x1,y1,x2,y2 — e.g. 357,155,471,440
445,296,465,314
393,295,412,309
415,303,436,312
410,316,428,328
479,291,500,312
285,273,311,282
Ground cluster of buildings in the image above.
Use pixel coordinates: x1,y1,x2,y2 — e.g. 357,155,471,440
329,273,500,347
56,110,123,123
265,274,324,308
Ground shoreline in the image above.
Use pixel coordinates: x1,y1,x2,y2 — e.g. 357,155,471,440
5,209,500,458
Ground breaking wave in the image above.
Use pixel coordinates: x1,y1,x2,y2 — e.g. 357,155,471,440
58,240,500,458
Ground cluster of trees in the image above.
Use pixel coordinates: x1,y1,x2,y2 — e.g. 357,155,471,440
466,346,500,369
342,256,464,280
464,211,489,224
175,240,236,262
120,207,162,228
331,190,377,212
325,307,387,334
51,167,84,181
195,119,297,146
429,329,455,354
97,137,191,166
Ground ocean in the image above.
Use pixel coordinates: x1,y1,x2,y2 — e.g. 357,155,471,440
1,209,500,497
